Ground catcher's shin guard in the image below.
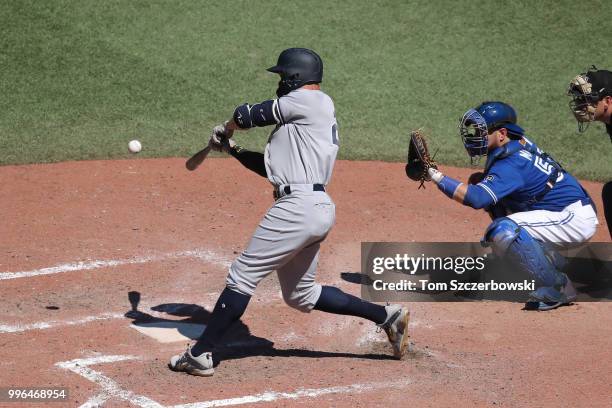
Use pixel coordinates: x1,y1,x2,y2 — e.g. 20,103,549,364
482,217,569,299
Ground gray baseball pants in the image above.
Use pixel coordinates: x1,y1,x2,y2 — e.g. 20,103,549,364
226,186,335,312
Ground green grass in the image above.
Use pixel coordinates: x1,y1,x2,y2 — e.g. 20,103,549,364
1,0,611,180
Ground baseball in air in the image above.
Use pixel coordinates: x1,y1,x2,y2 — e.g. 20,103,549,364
128,140,142,153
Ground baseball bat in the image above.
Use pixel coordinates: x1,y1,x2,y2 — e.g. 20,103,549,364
185,144,212,171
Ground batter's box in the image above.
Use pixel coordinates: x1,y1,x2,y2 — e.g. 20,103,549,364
55,354,411,407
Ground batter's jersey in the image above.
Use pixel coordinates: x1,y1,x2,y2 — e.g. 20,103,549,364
264,88,339,186
478,138,590,213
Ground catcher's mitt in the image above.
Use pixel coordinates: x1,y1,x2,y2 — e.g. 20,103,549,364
405,129,438,189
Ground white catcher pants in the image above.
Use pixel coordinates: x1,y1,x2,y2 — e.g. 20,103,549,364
226,187,335,312
508,200,598,247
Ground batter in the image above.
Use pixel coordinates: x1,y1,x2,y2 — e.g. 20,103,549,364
169,48,410,377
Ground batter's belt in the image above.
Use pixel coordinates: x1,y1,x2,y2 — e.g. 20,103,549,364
273,183,326,200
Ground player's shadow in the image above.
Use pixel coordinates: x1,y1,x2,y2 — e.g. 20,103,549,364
341,272,374,286
124,291,395,364
213,345,395,365
564,257,612,300
124,291,270,347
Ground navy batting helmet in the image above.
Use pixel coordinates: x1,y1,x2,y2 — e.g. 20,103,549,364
268,48,323,97
459,101,524,160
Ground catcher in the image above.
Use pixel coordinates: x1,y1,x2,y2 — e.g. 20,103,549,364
406,101,598,311
567,67,612,238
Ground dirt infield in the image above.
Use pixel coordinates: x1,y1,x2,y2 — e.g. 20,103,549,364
1,158,610,408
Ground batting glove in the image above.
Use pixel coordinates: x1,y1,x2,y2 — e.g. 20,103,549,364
209,134,235,154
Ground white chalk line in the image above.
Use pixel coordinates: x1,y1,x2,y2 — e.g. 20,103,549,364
0,312,124,334
79,393,110,408
0,249,232,280
56,355,164,408
0,297,217,334
169,379,412,408
56,354,412,408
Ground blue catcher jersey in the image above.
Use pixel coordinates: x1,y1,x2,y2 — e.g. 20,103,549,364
478,138,590,213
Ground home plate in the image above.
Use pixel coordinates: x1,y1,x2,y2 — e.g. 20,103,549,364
131,321,205,343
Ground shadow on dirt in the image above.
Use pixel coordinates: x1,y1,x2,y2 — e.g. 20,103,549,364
124,291,262,344
124,291,395,364
340,272,374,286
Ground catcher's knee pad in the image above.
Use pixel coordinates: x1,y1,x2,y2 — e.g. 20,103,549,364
483,217,521,254
483,217,565,288
282,283,322,313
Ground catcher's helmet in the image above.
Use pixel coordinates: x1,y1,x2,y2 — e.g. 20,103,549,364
476,101,524,137
459,101,524,161
268,48,323,97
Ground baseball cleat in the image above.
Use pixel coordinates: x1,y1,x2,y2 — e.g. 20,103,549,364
524,301,565,311
378,304,410,359
169,346,214,376
524,275,577,311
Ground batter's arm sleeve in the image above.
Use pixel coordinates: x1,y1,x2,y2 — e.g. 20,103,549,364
229,146,267,178
233,100,282,129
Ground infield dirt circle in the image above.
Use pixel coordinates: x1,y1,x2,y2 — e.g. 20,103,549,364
1,158,610,407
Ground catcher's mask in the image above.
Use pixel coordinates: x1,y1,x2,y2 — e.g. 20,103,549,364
459,101,524,164
567,67,612,132
267,48,323,97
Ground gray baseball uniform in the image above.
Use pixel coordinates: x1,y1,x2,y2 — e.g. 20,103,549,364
169,50,410,372
226,88,339,312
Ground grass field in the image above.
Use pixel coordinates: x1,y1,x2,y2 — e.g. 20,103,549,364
1,0,611,180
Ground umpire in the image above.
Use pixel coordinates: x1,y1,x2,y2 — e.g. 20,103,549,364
568,67,612,238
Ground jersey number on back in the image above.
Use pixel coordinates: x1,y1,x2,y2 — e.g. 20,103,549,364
534,156,564,182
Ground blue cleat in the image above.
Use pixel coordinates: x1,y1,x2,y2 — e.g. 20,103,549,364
524,274,577,311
